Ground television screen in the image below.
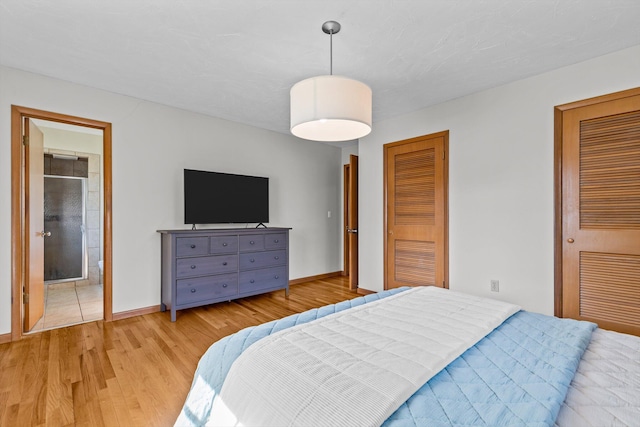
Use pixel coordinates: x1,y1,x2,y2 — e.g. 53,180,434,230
184,169,269,225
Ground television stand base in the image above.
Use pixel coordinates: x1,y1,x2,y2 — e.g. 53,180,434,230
255,223,267,228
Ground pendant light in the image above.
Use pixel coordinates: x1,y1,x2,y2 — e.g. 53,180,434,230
290,21,372,142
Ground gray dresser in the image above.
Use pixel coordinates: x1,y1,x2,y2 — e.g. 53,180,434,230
158,227,290,321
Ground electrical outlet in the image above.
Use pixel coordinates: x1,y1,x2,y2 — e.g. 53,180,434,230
490,279,500,292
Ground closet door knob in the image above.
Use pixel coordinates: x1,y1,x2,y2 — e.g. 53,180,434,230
567,238,574,243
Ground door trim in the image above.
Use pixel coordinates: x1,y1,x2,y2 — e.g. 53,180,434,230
553,86,640,318
383,131,449,290
11,105,113,341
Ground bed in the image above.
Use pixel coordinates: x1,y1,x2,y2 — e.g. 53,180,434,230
176,286,640,426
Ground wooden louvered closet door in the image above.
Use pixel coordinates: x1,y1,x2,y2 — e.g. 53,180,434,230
384,131,448,289
560,89,640,335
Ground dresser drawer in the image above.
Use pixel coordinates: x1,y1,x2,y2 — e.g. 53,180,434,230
239,250,286,270
176,273,237,305
239,234,264,252
176,254,237,278
176,237,209,257
210,235,238,254
264,233,287,250
239,266,287,294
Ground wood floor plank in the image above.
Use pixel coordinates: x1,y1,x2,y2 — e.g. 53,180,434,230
0,276,358,426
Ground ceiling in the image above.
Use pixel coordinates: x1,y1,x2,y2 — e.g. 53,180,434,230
2,1,639,145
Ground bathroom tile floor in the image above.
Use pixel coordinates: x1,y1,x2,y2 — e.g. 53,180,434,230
31,283,103,332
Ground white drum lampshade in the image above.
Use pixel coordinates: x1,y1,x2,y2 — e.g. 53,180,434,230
290,75,372,142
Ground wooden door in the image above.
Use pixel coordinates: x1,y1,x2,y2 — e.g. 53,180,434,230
24,118,46,331
384,132,448,289
558,89,640,335
347,155,359,290
343,164,350,277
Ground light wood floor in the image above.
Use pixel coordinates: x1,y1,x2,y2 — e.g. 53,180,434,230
0,276,358,427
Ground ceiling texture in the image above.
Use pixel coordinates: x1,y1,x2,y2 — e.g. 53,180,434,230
1,0,640,143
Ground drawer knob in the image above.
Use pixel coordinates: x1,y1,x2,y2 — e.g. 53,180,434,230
250,279,255,283
190,265,196,269
190,244,196,249
250,258,255,263
274,256,279,260
190,288,196,293
222,283,228,288
274,275,279,279
250,241,255,245
274,239,279,243
223,242,228,247
223,262,228,266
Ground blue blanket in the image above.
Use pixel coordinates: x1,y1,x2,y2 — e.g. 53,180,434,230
176,288,595,426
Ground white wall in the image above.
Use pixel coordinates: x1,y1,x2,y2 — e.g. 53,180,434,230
40,126,103,155
0,66,343,334
359,44,640,315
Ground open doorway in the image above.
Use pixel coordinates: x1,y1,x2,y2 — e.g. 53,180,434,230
31,119,104,331
11,106,113,341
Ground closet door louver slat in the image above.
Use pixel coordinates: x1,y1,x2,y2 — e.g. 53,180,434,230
580,110,640,229
394,240,436,285
579,252,640,327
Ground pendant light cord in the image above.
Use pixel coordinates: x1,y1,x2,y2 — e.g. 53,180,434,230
322,21,340,76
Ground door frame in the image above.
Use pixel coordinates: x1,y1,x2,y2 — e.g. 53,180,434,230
11,105,113,341
553,86,640,318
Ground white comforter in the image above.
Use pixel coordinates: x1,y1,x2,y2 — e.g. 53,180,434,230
207,286,520,426
556,327,640,426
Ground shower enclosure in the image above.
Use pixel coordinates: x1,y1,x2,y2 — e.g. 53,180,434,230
44,175,87,282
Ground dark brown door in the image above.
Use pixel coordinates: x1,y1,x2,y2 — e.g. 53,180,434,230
343,164,350,278
384,132,448,289
558,89,640,335
347,155,358,290
24,118,46,331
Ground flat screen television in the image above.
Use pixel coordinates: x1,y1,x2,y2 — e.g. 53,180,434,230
184,169,269,225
